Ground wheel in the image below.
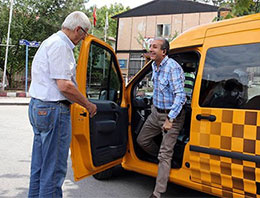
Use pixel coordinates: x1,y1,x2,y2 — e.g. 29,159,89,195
92,168,113,180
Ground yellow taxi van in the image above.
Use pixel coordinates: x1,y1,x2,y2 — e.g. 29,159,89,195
70,13,260,197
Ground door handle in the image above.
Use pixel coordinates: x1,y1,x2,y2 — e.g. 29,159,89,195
80,112,87,117
196,114,216,122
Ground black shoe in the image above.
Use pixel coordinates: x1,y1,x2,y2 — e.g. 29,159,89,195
149,193,158,198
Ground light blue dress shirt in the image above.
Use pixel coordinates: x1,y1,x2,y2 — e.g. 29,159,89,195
29,31,76,101
152,56,186,119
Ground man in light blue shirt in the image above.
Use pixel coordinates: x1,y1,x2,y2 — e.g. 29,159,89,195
137,38,186,198
28,11,97,198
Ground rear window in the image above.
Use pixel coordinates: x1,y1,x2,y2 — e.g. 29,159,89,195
199,43,260,110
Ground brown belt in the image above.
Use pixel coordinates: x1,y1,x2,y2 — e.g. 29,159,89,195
155,106,184,119
155,107,170,114
33,98,71,107
57,100,71,107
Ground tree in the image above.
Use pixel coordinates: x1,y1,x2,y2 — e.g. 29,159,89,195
198,0,260,20
0,0,89,88
221,0,259,18
86,4,130,45
136,31,178,53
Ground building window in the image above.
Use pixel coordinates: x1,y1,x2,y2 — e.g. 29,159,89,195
157,24,171,37
128,53,145,80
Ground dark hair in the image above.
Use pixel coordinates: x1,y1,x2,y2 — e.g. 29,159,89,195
154,37,170,55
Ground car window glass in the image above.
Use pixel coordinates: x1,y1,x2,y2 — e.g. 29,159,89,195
86,42,121,103
199,43,260,110
135,71,153,101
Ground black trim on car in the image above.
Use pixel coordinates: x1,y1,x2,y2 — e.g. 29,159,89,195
190,145,260,163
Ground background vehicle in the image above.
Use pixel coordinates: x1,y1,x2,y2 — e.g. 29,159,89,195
71,13,260,197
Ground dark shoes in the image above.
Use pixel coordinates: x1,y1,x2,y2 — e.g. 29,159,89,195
149,193,159,198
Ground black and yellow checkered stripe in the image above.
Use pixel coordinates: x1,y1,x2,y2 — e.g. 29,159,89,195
189,109,260,197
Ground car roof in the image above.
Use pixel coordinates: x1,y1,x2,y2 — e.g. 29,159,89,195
170,13,260,50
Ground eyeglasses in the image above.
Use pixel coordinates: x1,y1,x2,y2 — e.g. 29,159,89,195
80,27,88,36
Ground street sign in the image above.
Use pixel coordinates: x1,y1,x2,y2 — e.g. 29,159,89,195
19,39,40,93
19,39,28,45
19,39,40,47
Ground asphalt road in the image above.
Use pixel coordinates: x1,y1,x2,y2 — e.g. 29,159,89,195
0,104,213,198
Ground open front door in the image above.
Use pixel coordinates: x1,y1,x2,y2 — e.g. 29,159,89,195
70,36,128,181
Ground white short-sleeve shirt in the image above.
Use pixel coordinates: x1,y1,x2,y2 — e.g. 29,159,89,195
29,31,76,101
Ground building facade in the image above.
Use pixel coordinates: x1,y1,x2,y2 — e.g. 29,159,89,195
112,0,225,82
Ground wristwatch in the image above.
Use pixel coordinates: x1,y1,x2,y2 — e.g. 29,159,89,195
167,116,174,123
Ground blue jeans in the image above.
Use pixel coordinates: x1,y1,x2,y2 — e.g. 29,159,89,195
28,98,71,198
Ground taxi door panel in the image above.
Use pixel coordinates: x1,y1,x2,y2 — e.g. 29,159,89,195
89,100,128,167
70,36,128,181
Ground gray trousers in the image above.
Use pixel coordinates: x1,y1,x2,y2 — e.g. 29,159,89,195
137,105,185,195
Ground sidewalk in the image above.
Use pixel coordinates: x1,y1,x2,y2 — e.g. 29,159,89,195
0,97,30,105
0,91,30,105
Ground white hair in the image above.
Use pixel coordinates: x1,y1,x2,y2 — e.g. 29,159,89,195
62,11,91,31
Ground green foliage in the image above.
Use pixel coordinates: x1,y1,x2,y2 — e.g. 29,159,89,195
86,4,130,45
136,31,178,52
136,33,149,51
216,0,257,19
230,0,256,16
168,31,179,42
200,0,260,21
0,0,88,88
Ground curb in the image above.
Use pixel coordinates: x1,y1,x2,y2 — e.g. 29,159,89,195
0,91,30,97
0,102,29,105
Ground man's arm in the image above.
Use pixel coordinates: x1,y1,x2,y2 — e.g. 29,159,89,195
168,65,186,119
163,63,186,131
56,79,97,117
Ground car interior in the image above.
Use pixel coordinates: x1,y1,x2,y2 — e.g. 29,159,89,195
130,51,200,168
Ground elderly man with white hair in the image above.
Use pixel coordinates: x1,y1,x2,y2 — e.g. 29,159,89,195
28,11,97,197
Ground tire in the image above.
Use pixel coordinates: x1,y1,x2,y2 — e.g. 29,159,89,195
92,168,113,180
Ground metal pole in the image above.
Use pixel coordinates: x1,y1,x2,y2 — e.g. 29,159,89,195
104,28,107,42
89,44,92,88
2,0,14,91
103,52,105,78
104,12,108,42
25,45,28,92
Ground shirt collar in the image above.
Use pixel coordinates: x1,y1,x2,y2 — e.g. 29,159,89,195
57,30,75,50
152,56,169,72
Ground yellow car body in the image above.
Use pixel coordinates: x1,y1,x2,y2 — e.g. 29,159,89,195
71,13,260,197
